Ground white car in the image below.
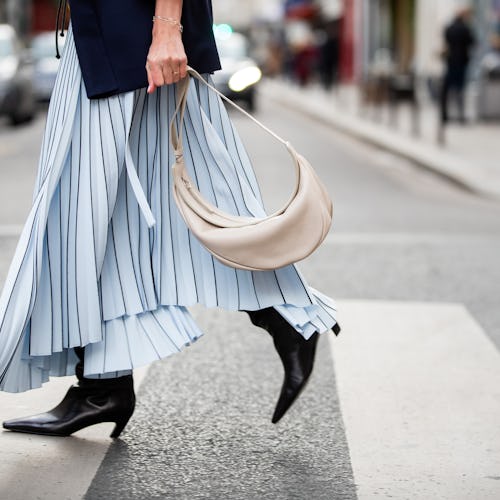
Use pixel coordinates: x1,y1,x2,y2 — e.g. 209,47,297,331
31,31,65,101
212,29,262,111
0,24,36,125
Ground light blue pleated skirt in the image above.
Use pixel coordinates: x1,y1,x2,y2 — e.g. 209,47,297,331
0,28,338,393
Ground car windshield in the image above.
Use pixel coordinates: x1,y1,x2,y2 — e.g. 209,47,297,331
0,37,14,57
215,34,248,60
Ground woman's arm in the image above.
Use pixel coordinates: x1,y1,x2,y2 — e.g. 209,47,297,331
146,0,187,93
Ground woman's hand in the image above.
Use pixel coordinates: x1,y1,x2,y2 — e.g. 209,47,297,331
146,21,187,93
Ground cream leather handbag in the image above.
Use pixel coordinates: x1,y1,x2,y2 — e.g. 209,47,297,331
170,68,333,271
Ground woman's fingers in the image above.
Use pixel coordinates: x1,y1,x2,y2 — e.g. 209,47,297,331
164,55,187,83
179,59,188,79
145,36,188,91
146,64,156,94
161,64,175,85
146,59,166,92
147,59,186,93
161,66,186,85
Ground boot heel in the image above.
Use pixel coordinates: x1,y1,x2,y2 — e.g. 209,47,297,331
110,414,132,439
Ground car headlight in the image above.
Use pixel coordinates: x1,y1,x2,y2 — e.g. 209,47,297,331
0,56,18,82
228,66,262,92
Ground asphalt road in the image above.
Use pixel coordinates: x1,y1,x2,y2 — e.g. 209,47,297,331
0,94,499,500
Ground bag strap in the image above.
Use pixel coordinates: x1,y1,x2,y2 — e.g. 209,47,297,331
170,66,290,157
170,67,304,224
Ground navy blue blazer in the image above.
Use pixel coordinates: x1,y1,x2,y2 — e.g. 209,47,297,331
68,0,221,99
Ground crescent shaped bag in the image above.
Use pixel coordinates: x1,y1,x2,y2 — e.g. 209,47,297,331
170,67,333,271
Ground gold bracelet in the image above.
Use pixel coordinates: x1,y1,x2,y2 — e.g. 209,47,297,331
152,15,183,32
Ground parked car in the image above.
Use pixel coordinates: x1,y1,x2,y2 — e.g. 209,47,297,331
0,24,36,125
212,30,262,111
31,31,64,101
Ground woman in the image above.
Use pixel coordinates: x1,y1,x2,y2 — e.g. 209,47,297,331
0,0,339,437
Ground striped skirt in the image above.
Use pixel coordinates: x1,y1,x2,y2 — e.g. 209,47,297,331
0,28,338,393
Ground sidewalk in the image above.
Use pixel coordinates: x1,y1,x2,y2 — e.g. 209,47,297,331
260,78,500,200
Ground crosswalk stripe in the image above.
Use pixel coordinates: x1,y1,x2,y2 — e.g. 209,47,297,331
325,233,500,245
330,300,500,499
0,226,23,237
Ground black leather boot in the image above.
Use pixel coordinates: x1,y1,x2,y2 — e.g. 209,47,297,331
2,348,135,438
246,308,339,424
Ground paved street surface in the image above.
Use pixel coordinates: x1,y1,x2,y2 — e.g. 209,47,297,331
0,94,499,499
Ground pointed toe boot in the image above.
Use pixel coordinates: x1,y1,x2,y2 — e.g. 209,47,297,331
2,375,135,438
246,308,321,424
270,330,318,424
3,348,135,438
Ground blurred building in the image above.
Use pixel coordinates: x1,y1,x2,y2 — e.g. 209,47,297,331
0,0,63,39
31,0,59,33
0,0,31,38
360,0,415,75
213,0,283,29
296,1,497,91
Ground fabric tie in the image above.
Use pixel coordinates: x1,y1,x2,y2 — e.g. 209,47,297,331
124,132,156,228
55,0,69,59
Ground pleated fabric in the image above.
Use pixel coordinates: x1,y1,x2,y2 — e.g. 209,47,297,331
0,28,338,393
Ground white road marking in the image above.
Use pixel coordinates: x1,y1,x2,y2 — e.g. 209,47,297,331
4,229,491,244
325,232,500,245
330,300,500,499
0,225,23,237
1,229,499,249
0,143,17,159
0,366,149,500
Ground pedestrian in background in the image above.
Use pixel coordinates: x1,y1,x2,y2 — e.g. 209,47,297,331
440,6,476,125
0,0,339,437
318,23,340,91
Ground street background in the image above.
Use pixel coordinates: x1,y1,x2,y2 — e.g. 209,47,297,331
1,1,500,499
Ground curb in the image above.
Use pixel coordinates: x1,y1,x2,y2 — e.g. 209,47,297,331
259,80,500,200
